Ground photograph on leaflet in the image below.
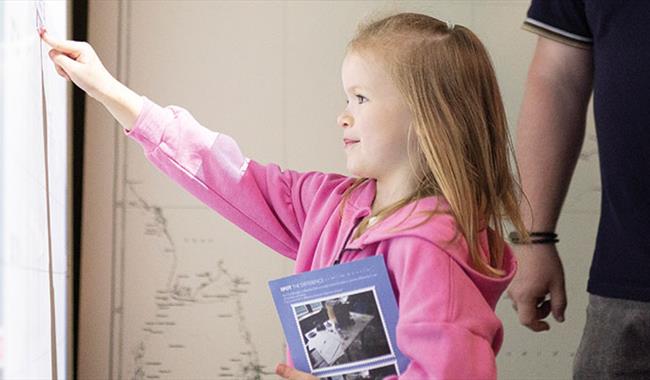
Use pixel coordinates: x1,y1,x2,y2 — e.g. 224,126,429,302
292,288,393,371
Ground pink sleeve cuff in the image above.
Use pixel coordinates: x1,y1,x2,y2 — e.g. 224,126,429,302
124,96,168,153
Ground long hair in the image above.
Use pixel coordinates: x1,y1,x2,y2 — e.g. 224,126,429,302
339,12,529,277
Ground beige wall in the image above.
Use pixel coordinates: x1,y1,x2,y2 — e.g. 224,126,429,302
80,1,599,379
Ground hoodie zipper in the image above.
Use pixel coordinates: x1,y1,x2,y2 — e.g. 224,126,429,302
333,216,365,265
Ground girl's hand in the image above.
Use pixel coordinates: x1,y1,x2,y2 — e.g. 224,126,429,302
40,30,117,101
275,363,318,380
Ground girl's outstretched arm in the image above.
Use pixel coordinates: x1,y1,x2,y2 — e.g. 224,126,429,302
41,33,349,259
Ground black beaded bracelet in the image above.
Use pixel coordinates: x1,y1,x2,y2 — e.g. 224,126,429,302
529,232,558,239
508,231,559,245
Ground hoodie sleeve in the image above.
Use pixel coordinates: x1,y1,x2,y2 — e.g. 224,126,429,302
124,96,347,259
383,237,504,380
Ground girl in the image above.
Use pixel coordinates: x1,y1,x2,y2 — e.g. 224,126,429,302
42,12,527,379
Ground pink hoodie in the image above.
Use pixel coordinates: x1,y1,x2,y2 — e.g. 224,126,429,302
125,97,517,379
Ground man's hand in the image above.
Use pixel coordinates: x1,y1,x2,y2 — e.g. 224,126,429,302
507,244,567,331
275,364,318,380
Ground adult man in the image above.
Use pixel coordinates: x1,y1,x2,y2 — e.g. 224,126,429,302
508,1,650,378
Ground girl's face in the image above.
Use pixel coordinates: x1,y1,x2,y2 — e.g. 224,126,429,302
338,51,414,181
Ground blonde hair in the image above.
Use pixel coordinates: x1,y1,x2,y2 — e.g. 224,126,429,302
339,12,529,277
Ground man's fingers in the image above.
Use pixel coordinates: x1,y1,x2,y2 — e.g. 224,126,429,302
517,300,550,332
550,282,567,322
535,299,552,320
41,32,83,57
511,298,550,322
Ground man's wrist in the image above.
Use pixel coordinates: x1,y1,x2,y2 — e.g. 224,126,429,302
509,231,559,245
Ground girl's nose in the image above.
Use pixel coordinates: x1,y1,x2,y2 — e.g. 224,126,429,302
337,113,353,128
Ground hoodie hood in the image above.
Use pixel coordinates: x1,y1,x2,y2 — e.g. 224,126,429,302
343,178,517,310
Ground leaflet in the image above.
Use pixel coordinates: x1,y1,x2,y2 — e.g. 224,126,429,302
269,256,409,378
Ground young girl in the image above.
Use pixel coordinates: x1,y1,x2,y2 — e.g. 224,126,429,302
42,12,527,379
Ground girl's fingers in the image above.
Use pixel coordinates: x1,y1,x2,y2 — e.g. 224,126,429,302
49,49,79,72
275,364,317,380
41,32,84,57
54,64,70,81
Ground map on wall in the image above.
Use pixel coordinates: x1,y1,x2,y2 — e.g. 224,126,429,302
109,134,290,379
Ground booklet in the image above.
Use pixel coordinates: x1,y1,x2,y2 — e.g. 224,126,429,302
268,256,409,379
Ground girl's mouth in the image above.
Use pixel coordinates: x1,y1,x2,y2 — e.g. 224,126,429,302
343,139,360,147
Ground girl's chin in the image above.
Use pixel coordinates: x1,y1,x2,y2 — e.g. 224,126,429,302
346,164,371,178
346,165,361,177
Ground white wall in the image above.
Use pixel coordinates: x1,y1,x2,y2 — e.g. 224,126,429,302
1,1,72,379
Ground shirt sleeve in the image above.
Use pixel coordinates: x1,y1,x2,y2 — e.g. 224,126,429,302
125,96,348,259
523,0,593,49
382,237,504,380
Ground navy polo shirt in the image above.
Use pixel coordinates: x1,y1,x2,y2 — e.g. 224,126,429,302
523,0,650,302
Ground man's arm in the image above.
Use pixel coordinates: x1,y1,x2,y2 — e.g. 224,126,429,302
508,36,593,332
516,36,593,231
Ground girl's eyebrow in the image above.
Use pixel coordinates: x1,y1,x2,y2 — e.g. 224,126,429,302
345,85,364,93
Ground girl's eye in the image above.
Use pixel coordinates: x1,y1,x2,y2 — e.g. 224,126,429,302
346,95,367,105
